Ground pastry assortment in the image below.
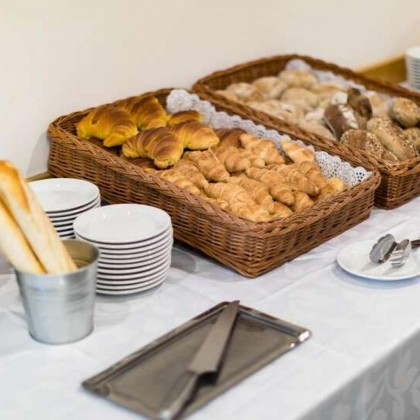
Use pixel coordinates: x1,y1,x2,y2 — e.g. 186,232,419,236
0,161,76,274
75,96,349,223
217,70,420,163
77,96,218,168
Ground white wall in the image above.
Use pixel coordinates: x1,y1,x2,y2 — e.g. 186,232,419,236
1,0,419,176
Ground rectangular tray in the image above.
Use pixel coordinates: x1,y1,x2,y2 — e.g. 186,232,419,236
47,88,380,277
193,53,420,209
83,302,310,419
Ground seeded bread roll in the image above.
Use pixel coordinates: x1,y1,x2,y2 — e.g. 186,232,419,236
252,77,287,99
341,129,398,161
367,117,417,160
404,127,420,151
324,104,359,138
391,98,420,128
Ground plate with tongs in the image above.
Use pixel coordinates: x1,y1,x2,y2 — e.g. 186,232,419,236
83,301,310,419
337,234,420,281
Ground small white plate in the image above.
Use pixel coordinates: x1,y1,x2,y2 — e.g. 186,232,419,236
30,178,100,213
97,260,171,280
74,204,171,244
97,272,167,289
96,269,167,286
98,249,170,269
337,240,420,281
74,225,172,249
99,246,170,266
98,255,170,275
76,234,173,255
55,228,74,235
96,279,164,295
48,199,101,221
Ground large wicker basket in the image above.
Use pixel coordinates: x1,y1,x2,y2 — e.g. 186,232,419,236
47,88,380,277
193,54,420,209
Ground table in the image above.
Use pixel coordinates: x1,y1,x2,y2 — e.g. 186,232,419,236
2,198,420,420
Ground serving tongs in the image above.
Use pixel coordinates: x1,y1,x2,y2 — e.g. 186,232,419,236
370,234,420,266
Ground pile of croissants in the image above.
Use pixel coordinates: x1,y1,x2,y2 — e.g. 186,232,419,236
76,97,348,222
216,69,420,162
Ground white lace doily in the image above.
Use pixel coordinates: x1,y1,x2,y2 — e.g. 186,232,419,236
166,89,371,186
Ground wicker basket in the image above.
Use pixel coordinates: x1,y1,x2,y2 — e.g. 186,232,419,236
47,88,380,277
193,53,420,209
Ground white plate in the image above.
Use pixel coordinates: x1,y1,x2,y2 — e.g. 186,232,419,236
55,228,74,235
74,204,171,244
99,246,170,266
97,272,167,289
73,233,173,253
97,259,171,280
98,249,170,269
337,240,420,281
96,279,164,295
48,199,101,221
96,269,168,286
60,235,75,240
74,225,172,249
98,255,170,275
30,179,100,213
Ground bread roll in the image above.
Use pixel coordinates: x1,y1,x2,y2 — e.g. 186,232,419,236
391,98,420,128
226,83,264,103
278,69,318,89
367,117,417,160
252,77,287,99
324,104,359,138
281,88,319,112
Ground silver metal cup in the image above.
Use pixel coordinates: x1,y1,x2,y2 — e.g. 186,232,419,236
15,240,99,345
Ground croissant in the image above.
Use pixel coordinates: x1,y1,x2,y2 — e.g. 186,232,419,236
286,168,319,196
240,134,285,165
297,161,328,189
167,110,202,126
228,174,275,212
76,105,138,147
246,168,294,206
116,96,168,130
184,151,230,182
214,147,251,173
173,160,208,189
121,127,184,169
280,140,315,164
158,169,203,196
271,201,294,219
318,177,348,199
170,121,219,150
293,192,314,212
205,183,270,222
214,129,246,149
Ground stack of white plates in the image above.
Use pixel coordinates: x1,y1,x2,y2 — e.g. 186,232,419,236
74,204,173,295
29,178,100,239
406,46,420,90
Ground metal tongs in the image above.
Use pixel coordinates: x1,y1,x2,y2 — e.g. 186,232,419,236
370,234,420,267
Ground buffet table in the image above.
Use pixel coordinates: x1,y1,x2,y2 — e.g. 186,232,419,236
2,197,420,420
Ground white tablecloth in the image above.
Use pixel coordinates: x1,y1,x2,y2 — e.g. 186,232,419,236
2,197,420,420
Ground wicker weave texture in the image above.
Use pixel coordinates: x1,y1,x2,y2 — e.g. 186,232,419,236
193,53,420,209
47,88,380,277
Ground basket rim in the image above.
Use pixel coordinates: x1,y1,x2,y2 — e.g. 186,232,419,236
47,87,380,237
193,53,420,176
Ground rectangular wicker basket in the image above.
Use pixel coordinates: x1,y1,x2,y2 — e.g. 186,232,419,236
193,54,420,209
47,88,380,277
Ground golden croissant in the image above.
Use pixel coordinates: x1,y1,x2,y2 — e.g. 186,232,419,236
121,127,184,169
116,96,168,130
170,121,220,150
167,110,202,126
76,105,138,147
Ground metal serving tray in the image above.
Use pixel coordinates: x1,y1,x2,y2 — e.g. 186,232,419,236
83,302,310,419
